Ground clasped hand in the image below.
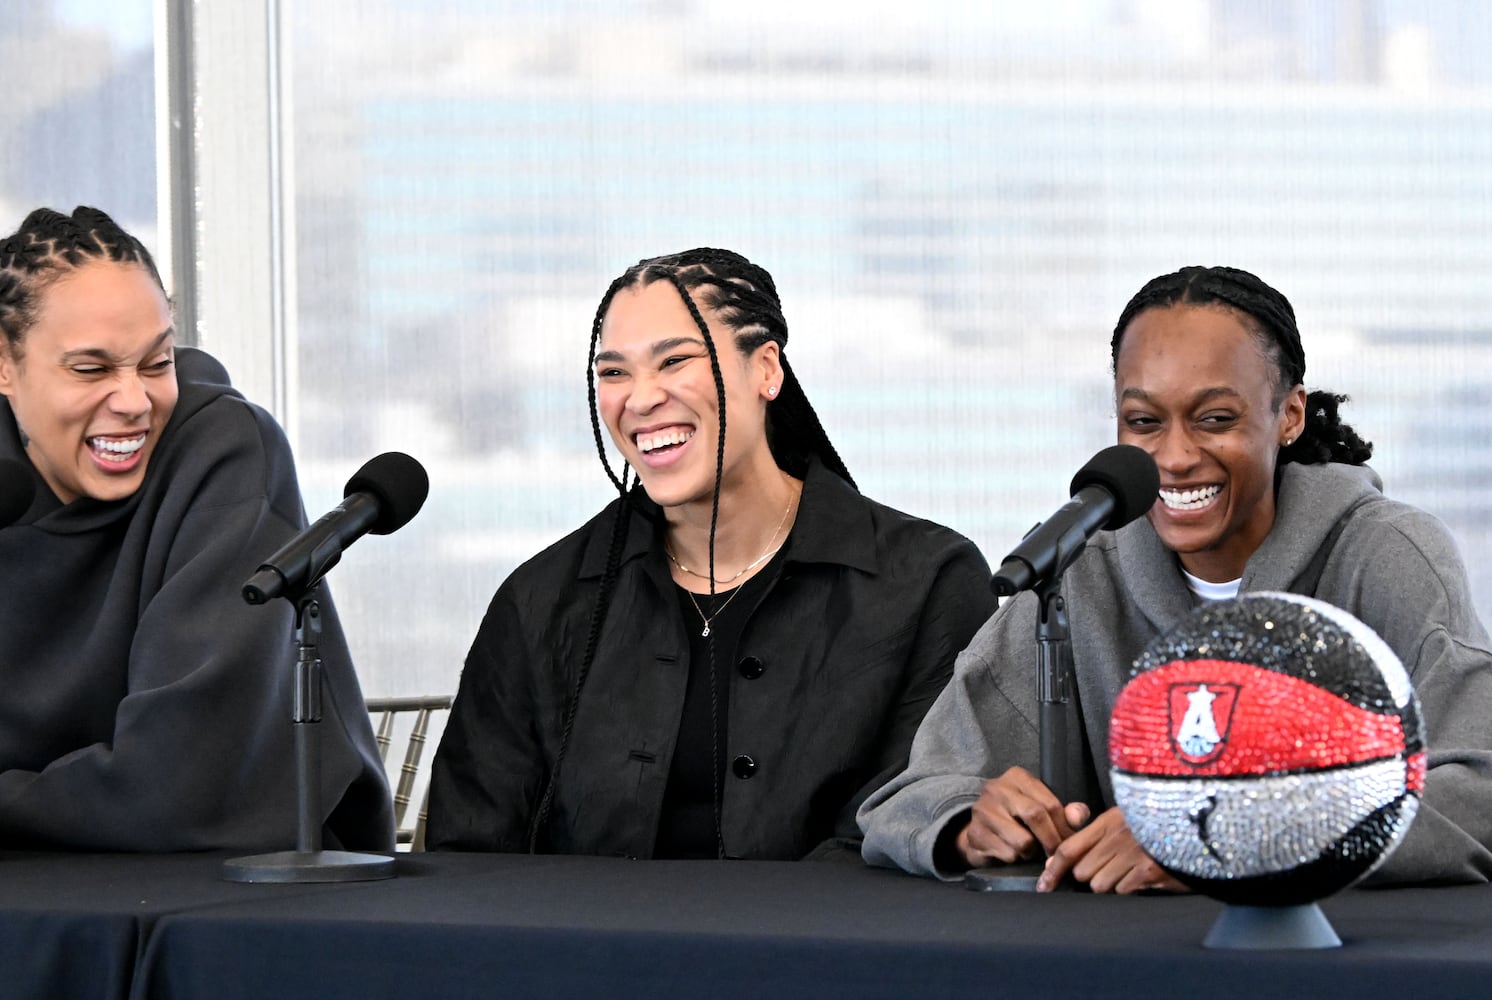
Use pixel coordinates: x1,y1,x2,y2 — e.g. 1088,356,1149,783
955,766,1187,895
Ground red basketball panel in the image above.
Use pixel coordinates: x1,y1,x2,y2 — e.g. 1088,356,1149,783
1111,659,1409,777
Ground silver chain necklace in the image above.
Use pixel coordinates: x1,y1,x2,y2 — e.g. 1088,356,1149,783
666,498,794,586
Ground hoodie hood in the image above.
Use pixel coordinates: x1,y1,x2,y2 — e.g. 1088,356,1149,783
0,347,240,532
1109,460,1385,639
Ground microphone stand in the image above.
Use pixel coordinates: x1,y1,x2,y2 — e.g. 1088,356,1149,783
967,574,1078,894
1035,574,1074,804
222,587,396,883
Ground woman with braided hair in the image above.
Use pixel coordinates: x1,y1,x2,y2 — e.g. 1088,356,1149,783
429,249,994,859
0,206,391,851
861,264,1492,891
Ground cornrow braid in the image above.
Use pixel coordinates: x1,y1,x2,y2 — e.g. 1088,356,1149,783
625,248,854,487
1110,265,1372,468
0,206,165,357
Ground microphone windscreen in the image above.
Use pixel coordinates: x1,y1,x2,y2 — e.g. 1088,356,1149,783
1069,444,1159,530
343,451,429,535
0,458,36,528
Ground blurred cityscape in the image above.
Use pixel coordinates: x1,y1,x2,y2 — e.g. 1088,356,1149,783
4,2,1491,698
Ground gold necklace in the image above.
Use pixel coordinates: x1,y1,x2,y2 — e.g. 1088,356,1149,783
666,498,794,586
685,585,749,638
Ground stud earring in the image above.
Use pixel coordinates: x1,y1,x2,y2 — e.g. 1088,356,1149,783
767,386,778,398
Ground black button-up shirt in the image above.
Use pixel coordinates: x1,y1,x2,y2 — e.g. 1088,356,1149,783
428,458,995,859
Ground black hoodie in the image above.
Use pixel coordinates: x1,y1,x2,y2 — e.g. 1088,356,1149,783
0,348,392,851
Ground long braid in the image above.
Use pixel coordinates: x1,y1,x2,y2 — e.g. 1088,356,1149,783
662,270,730,859
0,206,164,353
587,273,637,495
775,356,854,488
1111,265,1372,467
526,473,633,852
528,275,642,852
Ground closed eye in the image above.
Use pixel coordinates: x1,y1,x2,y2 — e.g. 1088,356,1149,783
1198,412,1238,427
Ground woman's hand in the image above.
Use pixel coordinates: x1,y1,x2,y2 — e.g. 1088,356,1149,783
1036,806,1189,894
956,766,1091,866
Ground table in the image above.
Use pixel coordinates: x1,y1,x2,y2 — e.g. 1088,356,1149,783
0,850,394,1000
2,851,1488,999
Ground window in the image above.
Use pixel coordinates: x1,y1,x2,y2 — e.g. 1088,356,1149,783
186,2,1492,694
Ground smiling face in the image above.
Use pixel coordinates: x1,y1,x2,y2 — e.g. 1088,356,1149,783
0,261,177,505
1114,304,1305,583
594,279,781,510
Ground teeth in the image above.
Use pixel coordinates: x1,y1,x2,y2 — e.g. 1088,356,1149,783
1160,485,1221,510
637,429,694,454
90,436,145,460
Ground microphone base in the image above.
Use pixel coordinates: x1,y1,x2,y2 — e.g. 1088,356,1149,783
221,849,397,884
963,862,1047,893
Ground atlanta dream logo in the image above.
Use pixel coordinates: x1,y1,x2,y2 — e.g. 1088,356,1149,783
1169,682,1239,764
1109,593,1424,906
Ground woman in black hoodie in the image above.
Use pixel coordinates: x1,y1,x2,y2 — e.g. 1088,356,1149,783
0,206,391,851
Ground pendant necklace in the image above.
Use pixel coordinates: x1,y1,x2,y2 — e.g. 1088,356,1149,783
685,585,748,638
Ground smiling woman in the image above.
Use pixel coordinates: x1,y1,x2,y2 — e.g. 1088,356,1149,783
0,206,392,851
427,248,995,860
859,265,1492,893
0,261,177,504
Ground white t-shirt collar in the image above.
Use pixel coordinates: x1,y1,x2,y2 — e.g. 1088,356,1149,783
1182,568,1241,602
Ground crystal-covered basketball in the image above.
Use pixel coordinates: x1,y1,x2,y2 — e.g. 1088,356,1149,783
1109,593,1424,905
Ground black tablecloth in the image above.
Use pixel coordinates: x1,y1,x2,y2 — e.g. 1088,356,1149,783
0,850,428,1000
2,851,1489,1000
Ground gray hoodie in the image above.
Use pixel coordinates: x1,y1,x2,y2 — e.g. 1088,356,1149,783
859,461,1492,885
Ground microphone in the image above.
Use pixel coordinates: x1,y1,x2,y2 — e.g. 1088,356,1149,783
243,452,429,605
0,458,35,527
991,444,1159,597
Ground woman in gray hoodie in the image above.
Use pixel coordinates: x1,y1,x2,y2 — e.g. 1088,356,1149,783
858,265,1492,893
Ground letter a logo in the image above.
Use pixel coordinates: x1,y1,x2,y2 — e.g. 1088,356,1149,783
1168,682,1240,766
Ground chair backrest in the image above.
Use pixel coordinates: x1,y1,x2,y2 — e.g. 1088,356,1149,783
365,694,454,851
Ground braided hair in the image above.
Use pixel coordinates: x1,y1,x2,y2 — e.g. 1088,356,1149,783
1110,265,1372,467
588,248,853,489
528,248,851,855
0,207,165,358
